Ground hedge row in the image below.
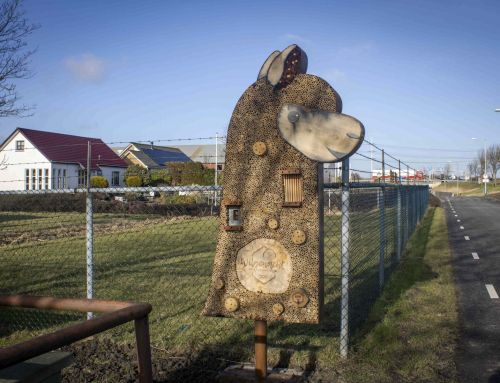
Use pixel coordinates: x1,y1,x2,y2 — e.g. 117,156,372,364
0,194,218,217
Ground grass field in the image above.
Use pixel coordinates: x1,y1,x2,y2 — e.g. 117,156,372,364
332,207,459,383
0,192,417,370
434,181,500,197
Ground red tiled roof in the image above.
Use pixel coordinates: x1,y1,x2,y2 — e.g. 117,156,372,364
18,128,127,169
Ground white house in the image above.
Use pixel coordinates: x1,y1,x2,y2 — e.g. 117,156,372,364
0,128,128,191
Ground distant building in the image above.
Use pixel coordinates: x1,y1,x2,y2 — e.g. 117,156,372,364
0,128,127,191
371,169,424,182
119,142,191,169
171,144,226,171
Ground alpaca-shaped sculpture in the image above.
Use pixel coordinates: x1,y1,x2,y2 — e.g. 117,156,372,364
203,44,364,324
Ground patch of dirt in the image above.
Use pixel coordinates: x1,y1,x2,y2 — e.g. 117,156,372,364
61,338,232,383
0,216,197,247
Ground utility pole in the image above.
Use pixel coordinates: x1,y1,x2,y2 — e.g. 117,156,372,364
370,141,374,182
214,132,219,207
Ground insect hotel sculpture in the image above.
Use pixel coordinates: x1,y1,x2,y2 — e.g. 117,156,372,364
203,44,364,380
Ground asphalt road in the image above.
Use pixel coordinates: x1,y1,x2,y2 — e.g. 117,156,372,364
445,195,500,383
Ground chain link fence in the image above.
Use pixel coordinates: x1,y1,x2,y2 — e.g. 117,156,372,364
0,172,428,379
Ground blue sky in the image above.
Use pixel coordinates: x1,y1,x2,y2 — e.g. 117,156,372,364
0,0,499,174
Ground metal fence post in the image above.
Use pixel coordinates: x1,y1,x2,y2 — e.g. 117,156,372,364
214,132,219,208
397,189,402,262
340,158,350,358
397,160,402,261
86,141,94,320
405,186,409,244
415,188,417,228
379,150,385,291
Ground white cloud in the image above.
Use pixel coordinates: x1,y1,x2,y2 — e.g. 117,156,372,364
324,68,346,83
282,33,312,45
64,54,107,83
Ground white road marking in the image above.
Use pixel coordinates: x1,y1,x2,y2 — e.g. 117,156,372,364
472,252,479,260
465,236,470,240
455,214,458,217
460,226,464,230
457,219,461,222
486,284,499,299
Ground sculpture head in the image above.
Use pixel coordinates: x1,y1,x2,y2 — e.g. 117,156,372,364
258,44,364,163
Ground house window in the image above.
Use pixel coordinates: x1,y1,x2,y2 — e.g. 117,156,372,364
112,171,120,186
25,169,29,190
31,169,36,190
62,169,66,188
52,169,56,188
38,169,42,190
78,169,87,187
44,169,49,189
57,169,61,189
15,140,25,151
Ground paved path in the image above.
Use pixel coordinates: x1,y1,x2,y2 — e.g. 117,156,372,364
445,195,500,383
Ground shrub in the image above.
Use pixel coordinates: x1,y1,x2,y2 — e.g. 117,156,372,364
124,165,148,185
126,175,142,187
90,176,109,188
124,192,146,202
158,193,198,205
166,162,215,186
149,169,172,186
0,194,85,212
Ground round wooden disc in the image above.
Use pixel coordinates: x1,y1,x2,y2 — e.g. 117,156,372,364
214,278,225,290
292,229,306,245
224,297,240,312
252,141,267,156
268,218,279,230
272,302,285,315
290,289,309,308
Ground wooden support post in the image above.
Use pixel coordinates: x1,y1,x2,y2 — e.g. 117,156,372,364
255,320,267,382
134,316,153,383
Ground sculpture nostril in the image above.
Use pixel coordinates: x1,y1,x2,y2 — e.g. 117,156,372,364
346,132,360,139
288,111,300,124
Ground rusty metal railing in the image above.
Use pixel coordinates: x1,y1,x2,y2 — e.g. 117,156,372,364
0,295,153,382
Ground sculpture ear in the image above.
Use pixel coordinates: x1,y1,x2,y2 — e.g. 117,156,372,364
258,50,280,80
266,44,308,88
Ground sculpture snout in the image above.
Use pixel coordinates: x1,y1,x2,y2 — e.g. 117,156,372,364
278,104,365,162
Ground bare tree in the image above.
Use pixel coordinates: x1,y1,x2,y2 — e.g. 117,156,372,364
443,163,452,180
487,144,500,186
467,158,480,181
477,149,488,182
0,0,39,117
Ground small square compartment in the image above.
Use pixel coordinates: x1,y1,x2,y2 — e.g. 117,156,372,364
281,168,303,207
223,200,243,231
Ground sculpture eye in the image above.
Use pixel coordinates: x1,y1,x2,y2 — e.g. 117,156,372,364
347,132,361,139
288,111,300,123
